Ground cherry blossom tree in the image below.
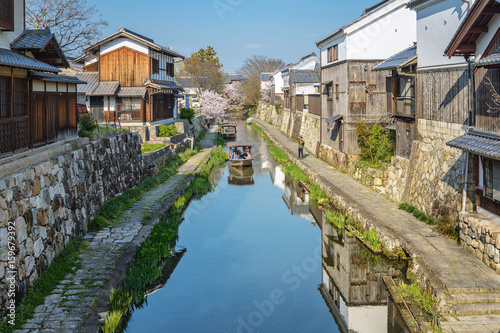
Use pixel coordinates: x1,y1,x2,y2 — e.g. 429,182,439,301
200,90,228,119
261,81,271,104
224,82,244,105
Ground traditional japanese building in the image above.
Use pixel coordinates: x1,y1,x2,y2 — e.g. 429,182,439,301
0,0,85,159
75,27,184,131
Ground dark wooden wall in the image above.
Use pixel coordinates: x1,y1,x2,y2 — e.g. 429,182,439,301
417,68,469,125
475,67,500,132
395,118,416,159
99,47,149,87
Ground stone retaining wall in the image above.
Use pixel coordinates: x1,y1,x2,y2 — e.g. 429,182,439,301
0,132,147,317
143,139,190,176
459,212,500,273
385,156,410,203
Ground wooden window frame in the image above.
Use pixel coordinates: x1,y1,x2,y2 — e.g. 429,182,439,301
0,0,14,31
151,58,160,74
327,45,338,63
335,84,339,100
326,83,333,101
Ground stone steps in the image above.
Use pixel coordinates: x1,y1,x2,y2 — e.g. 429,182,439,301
452,302,500,316
440,315,500,333
451,293,500,304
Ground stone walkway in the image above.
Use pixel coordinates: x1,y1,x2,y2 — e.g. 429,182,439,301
254,118,500,333
15,128,217,333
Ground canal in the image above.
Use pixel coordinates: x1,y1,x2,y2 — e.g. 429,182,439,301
124,121,408,333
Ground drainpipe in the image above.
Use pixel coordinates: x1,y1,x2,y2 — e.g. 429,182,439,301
462,56,473,212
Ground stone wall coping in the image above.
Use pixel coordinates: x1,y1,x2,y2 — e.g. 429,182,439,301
0,137,89,179
460,211,500,237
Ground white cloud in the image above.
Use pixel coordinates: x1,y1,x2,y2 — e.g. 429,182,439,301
245,43,262,49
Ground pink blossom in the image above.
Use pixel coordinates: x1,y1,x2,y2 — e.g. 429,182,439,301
200,90,229,119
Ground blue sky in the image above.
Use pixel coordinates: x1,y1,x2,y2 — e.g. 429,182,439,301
87,0,380,73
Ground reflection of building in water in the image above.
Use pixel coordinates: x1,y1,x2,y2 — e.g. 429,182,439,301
319,218,406,333
265,156,286,191
282,175,317,226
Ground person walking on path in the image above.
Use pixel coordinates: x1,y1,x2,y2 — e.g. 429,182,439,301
298,136,305,159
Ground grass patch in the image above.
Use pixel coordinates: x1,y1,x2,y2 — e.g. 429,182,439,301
88,149,198,231
249,123,269,140
268,146,289,165
282,164,308,183
398,203,436,226
141,143,166,155
142,214,152,225
355,159,387,171
0,237,88,332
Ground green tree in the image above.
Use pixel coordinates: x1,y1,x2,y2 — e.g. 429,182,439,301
180,46,225,95
195,46,222,68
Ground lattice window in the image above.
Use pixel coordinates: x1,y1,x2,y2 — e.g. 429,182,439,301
0,122,12,155
13,78,27,117
0,76,11,118
13,119,28,151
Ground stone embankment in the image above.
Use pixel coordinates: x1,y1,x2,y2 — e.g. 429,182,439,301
13,128,217,333
252,118,500,333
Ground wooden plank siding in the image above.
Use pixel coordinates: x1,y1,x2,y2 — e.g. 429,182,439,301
475,67,500,132
83,62,99,72
416,68,469,124
99,46,149,87
308,95,321,115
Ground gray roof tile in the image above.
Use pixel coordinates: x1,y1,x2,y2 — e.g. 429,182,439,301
373,44,417,71
475,48,500,68
117,87,147,97
30,71,87,84
11,30,54,50
93,81,120,96
145,79,183,91
0,48,59,72
290,70,320,84
75,72,99,95
447,130,500,159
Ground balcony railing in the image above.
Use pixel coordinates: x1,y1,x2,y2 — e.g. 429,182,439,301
393,97,415,118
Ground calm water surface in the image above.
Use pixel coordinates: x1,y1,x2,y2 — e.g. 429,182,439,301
124,121,407,333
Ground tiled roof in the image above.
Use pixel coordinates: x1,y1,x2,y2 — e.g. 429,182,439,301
175,77,208,88
11,30,54,50
0,48,60,72
261,73,272,81
30,71,87,84
93,81,120,96
84,27,185,59
224,74,246,84
116,87,147,97
317,0,396,46
447,130,500,159
406,0,429,8
475,48,500,68
75,72,99,95
145,79,183,91
290,70,320,83
373,44,417,71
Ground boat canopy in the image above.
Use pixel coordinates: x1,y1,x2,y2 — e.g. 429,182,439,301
221,122,237,127
227,141,253,148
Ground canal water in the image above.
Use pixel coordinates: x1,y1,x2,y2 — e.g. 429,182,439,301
124,121,408,333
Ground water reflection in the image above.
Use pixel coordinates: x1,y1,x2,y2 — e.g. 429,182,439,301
228,166,255,186
318,216,407,333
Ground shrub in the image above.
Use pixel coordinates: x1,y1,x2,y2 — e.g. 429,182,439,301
398,202,436,225
355,122,395,166
180,107,195,124
78,114,98,139
158,124,179,137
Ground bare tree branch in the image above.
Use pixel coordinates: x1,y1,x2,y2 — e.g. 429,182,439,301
485,76,500,114
25,0,108,55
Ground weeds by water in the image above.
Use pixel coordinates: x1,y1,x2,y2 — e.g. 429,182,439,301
0,238,88,332
100,144,227,333
283,164,308,183
398,203,435,226
141,143,166,155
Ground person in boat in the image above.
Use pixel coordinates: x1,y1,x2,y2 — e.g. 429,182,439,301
246,151,252,159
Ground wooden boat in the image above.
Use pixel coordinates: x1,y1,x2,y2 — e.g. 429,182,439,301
228,166,255,186
221,122,237,139
228,141,254,167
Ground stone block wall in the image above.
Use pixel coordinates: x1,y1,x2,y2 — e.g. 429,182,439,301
0,132,144,317
349,161,388,190
385,156,410,203
317,144,349,171
299,112,320,154
408,119,467,220
143,139,190,176
459,212,500,273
